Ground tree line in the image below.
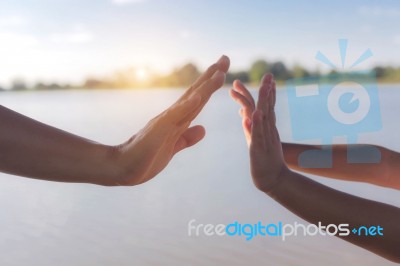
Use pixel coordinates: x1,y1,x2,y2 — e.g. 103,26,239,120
2,59,400,91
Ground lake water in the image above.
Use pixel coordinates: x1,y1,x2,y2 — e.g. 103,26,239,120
0,86,399,266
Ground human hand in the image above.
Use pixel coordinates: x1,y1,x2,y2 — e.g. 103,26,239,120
110,55,230,186
230,74,288,192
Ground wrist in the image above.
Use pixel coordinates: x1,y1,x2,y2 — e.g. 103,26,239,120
260,165,292,195
90,143,126,186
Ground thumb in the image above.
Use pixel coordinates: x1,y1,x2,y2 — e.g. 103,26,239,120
173,125,206,154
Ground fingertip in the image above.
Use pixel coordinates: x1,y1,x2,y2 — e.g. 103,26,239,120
217,55,230,72
233,79,249,94
173,125,206,154
233,79,242,88
191,125,206,143
221,54,229,61
232,80,239,91
261,73,273,84
198,125,206,139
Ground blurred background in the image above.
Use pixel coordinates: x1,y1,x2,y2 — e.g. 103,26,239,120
0,0,399,90
0,0,399,265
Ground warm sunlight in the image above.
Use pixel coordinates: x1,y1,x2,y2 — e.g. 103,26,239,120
1,1,400,265
135,68,150,81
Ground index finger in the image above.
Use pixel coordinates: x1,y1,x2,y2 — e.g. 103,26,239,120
179,70,226,124
160,67,226,129
163,94,202,126
256,73,274,114
180,55,230,101
233,80,255,109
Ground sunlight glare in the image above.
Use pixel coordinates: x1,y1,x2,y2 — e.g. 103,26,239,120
135,68,149,81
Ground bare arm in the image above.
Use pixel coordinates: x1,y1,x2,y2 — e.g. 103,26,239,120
268,166,400,263
281,142,400,190
230,74,400,263
0,105,119,185
0,55,230,186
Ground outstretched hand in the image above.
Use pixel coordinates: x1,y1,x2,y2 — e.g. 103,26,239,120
230,74,288,192
113,55,230,186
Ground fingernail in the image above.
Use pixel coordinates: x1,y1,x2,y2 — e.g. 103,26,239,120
234,79,242,85
261,73,272,84
217,55,228,65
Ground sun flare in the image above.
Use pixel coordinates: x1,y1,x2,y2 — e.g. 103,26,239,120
135,68,150,81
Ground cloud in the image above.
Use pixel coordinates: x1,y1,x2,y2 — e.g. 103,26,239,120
111,0,146,5
50,29,93,44
0,31,39,49
358,6,400,17
0,15,27,28
179,30,199,40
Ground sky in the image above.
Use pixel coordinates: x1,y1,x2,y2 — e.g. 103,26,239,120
0,0,399,86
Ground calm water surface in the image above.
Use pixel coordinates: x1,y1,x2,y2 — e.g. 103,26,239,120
0,86,399,265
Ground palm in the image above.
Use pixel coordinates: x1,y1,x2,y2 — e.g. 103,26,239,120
230,74,287,192
115,56,230,186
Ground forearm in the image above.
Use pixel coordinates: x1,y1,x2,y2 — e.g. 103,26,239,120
282,142,394,188
0,105,120,185
266,168,400,263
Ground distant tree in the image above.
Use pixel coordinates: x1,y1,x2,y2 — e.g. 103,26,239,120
379,67,400,82
4,61,400,91
151,76,173,87
249,60,270,83
309,68,321,78
34,82,48,90
113,68,137,88
292,64,310,78
11,79,27,91
84,78,111,89
329,69,338,75
270,61,290,80
48,83,62,90
34,82,74,90
226,71,249,84
155,63,200,88
173,63,200,87
373,66,386,79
